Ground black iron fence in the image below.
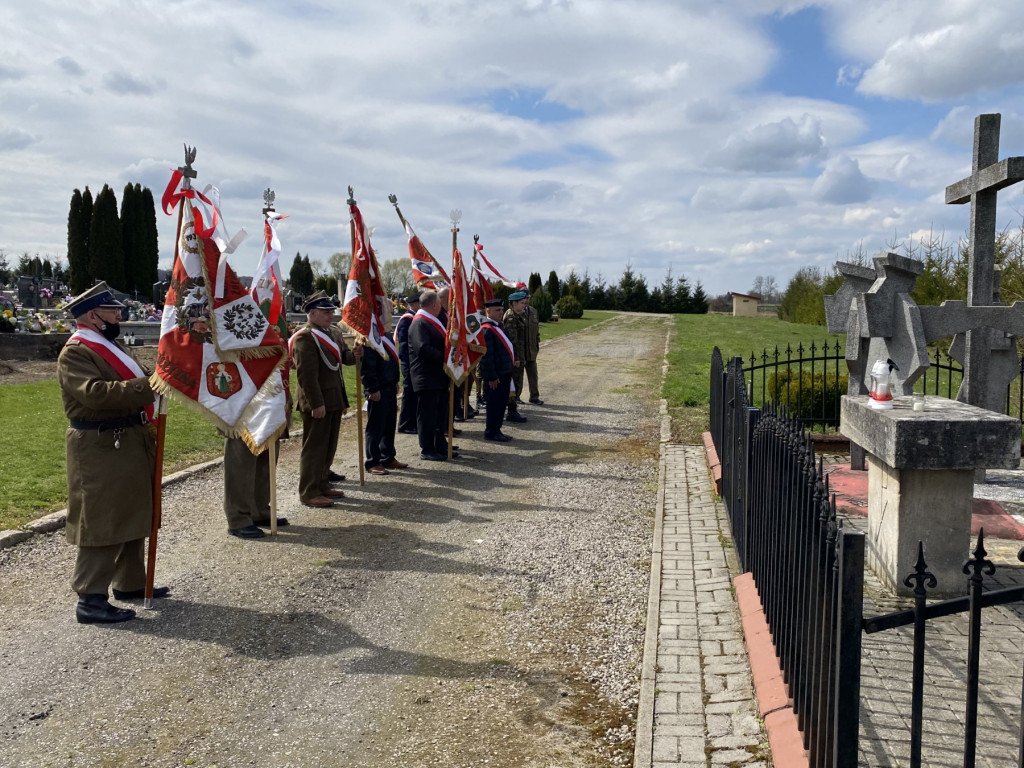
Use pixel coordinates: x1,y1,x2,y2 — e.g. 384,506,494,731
712,345,1024,767
742,341,1024,428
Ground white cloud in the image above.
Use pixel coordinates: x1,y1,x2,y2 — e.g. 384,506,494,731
714,115,828,172
812,154,873,204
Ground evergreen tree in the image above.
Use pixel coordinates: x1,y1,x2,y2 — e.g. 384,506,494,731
616,263,649,311
289,252,304,292
140,186,159,299
589,273,607,309
530,287,554,322
687,281,709,314
42,258,53,278
0,252,9,285
528,272,542,295
67,187,92,294
659,268,676,313
88,184,125,289
778,267,827,324
120,182,142,293
16,253,32,275
302,255,315,295
546,270,560,303
673,275,692,314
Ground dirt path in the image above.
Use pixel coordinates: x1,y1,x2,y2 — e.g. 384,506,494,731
0,314,670,768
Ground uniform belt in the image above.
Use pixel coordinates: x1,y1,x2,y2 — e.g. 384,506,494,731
70,412,149,432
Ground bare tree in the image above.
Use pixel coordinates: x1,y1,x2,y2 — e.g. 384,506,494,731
379,257,415,297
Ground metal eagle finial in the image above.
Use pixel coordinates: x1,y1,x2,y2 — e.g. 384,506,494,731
450,209,462,229
347,186,356,206
263,187,275,212
388,194,398,207
179,144,197,189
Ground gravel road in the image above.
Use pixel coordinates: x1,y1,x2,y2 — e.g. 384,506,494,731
0,313,670,768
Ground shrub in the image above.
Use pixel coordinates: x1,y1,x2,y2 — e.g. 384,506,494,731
530,287,554,322
555,295,583,319
766,369,848,428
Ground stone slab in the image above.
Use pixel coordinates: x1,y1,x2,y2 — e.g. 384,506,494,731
841,395,1019,470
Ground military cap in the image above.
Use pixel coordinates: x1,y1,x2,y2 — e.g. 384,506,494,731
64,281,125,318
406,293,422,304
508,290,528,302
484,298,505,308
303,290,336,313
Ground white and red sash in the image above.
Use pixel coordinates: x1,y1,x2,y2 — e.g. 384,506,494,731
69,328,154,420
380,334,398,361
412,309,446,339
288,326,342,363
393,312,414,344
481,319,516,365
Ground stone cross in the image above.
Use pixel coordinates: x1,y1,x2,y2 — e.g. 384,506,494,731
945,113,1024,411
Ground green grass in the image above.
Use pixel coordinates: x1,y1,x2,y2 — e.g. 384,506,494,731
539,310,618,342
662,313,844,443
0,363,361,531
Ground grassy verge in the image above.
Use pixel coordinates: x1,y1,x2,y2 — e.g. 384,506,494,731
662,314,844,444
0,363,360,531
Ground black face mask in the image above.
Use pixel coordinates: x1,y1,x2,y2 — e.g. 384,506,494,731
100,322,121,342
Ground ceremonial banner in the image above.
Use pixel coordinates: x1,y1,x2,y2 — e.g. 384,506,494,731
474,239,516,287
470,243,495,308
152,174,286,438
445,247,485,385
341,201,389,359
251,211,288,327
403,218,450,289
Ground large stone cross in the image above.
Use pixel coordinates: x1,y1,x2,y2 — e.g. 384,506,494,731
945,113,1024,410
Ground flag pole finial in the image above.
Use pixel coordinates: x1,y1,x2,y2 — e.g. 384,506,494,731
263,188,275,214
388,194,398,207
450,209,462,232
473,234,479,245
179,145,197,190
347,186,356,206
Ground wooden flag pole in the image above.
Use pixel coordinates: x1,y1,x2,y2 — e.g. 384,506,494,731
268,439,278,535
348,187,366,486
447,209,461,461
144,396,168,610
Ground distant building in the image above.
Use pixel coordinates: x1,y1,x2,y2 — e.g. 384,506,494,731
728,291,761,317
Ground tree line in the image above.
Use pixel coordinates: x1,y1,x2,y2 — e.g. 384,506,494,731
66,183,159,298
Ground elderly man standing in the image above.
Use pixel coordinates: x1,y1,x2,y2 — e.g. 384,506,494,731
520,288,543,405
393,292,421,434
58,282,166,624
408,290,454,461
289,291,362,507
479,298,515,442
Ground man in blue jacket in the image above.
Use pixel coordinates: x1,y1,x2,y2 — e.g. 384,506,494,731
479,298,515,442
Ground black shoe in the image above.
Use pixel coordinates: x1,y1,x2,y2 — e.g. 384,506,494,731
453,414,465,422
465,408,478,419
507,412,528,423
398,428,418,434
529,398,544,405
229,524,266,539
328,471,346,482
450,452,461,459
420,452,447,461
485,433,513,442
452,428,463,436
76,595,136,624
254,518,289,528
112,586,171,601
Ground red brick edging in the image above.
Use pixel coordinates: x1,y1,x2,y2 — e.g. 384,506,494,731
734,572,809,768
702,432,722,495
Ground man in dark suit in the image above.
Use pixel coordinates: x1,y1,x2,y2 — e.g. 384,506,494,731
393,293,420,434
360,323,406,475
408,290,454,461
479,298,515,442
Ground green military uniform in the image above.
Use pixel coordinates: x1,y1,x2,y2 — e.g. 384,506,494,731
522,304,542,402
291,320,354,502
58,335,156,596
502,307,528,401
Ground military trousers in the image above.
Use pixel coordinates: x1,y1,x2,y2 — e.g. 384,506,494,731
71,539,146,596
223,435,278,529
299,410,341,500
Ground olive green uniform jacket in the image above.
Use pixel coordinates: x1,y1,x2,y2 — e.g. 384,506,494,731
57,340,156,547
291,323,355,414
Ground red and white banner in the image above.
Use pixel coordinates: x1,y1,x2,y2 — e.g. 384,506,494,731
403,218,450,289
445,247,485,385
341,201,389,360
474,239,516,287
152,177,286,443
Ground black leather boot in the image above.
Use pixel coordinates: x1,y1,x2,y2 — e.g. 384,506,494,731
76,594,136,624
507,400,528,423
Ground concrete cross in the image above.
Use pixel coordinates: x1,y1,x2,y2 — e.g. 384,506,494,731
945,113,1024,410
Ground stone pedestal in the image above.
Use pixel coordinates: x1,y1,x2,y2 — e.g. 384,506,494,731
841,395,1020,597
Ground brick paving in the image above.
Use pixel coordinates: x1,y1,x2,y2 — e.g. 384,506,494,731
637,442,1024,768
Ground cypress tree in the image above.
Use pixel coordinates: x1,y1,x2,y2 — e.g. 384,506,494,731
120,182,140,293
140,186,159,299
528,272,542,295
88,184,125,290
302,255,315,295
289,252,304,292
546,270,560,303
67,187,92,294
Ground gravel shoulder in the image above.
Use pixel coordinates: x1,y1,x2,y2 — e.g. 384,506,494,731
0,313,670,768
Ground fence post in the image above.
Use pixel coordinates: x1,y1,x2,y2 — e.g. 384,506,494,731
833,528,864,768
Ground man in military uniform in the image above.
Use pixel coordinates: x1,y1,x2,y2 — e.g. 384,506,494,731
479,298,515,442
394,293,420,434
520,288,543,404
289,291,362,507
501,291,529,424
58,282,166,624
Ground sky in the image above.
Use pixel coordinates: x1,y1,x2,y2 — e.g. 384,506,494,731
3,0,1024,299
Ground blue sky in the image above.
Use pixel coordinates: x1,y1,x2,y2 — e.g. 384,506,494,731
2,0,1024,299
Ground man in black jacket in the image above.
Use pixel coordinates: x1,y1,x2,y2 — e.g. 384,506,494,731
393,293,420,434
360,327,407,475
479,298,515,442
408,291,454,461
